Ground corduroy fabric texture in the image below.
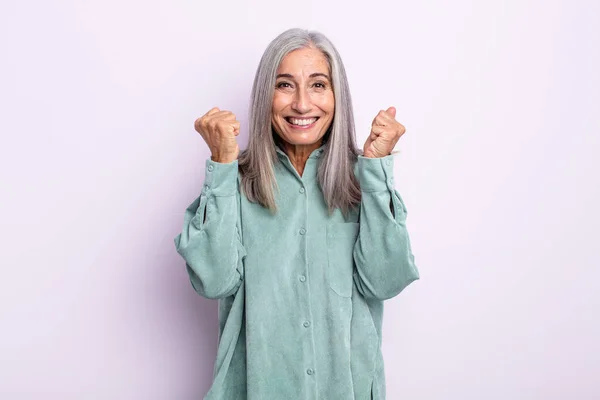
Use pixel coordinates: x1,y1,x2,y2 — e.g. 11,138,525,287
174,145,419,400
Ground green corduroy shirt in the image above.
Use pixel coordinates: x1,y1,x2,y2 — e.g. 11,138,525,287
174,144,419,400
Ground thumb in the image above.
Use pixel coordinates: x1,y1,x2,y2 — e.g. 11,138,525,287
386,106,396,118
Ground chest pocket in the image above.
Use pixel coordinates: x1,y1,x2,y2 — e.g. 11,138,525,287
326,222,359,297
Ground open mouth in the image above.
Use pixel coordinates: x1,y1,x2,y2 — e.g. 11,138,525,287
285,117,319,129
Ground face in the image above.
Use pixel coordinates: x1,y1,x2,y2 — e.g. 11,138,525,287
271,47,335,148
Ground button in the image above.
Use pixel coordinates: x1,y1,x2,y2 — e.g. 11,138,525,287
385,159,392,166
207,165,214,171
204,184,210,190
299,275,306,282
299,228,306,235
299,187,305,194
303,321,310,328
306,368,314,375
388,178,393,185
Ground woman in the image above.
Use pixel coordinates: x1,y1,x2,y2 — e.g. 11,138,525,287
174,28,419,400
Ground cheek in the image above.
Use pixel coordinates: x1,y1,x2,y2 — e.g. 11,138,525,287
271,96,279,115
327,92,335,112
272,94,290,116
315,92,335,114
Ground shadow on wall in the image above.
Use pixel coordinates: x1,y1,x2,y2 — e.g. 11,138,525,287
145,222,220,395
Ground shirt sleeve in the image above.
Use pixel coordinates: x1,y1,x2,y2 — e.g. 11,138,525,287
173,158,246,299
352,154,420,300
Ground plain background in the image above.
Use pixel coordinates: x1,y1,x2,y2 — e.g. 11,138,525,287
1,0,599,398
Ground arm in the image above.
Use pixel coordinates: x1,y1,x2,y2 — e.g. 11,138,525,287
353,154,419,300
173,158,245,299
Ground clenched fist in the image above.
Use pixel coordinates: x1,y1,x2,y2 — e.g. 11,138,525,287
194,107,241,163
363,106,406,158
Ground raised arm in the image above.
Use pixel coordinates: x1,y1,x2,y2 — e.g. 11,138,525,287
353,106,419,300
173,107,245,299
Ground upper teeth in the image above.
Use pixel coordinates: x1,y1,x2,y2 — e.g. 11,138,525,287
289,118,317,126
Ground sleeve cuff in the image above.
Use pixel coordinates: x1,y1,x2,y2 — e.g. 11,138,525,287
202,158,239,196
357,154,396,192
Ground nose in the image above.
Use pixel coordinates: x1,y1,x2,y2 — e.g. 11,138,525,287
291,87,312,114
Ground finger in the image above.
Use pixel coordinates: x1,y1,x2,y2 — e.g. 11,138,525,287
194,116,209,134
377,108,397,125
209,110,236,121
370,125,387,136
372,113,386,126
206,107,221,116
373,109,393,126
217,120,239,135
369,128,383,140
385,106,396,118
232,121,241,136
398,123,406,135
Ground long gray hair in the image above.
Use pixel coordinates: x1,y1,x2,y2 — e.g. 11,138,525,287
238,28,361,215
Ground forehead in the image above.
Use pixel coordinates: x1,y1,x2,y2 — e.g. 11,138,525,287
277,47,330,74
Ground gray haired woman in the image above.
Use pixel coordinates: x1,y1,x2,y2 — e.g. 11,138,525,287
174,27,419,400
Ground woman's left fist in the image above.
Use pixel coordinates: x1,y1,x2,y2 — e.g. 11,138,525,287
363,106,406,158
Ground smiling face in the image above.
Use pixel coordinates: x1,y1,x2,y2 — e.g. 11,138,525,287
271,46,335,150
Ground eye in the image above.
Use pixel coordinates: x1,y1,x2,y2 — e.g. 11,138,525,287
276,81,292,88
313,81,327,89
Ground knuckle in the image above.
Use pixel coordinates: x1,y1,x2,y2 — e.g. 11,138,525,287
217,121,232,133
206,119,217,132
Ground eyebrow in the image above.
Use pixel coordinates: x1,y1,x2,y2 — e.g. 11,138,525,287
276,73,331,81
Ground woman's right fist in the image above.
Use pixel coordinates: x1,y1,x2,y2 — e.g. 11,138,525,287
194,107,240,163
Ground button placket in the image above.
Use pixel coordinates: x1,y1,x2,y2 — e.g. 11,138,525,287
296,174,316,392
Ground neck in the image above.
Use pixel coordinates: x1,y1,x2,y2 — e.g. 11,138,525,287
279,140,322,177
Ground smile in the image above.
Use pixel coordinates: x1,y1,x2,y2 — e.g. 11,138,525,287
285,117,319,128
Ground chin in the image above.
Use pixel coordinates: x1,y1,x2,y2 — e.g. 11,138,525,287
277,126,326,146
282,132,324,146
